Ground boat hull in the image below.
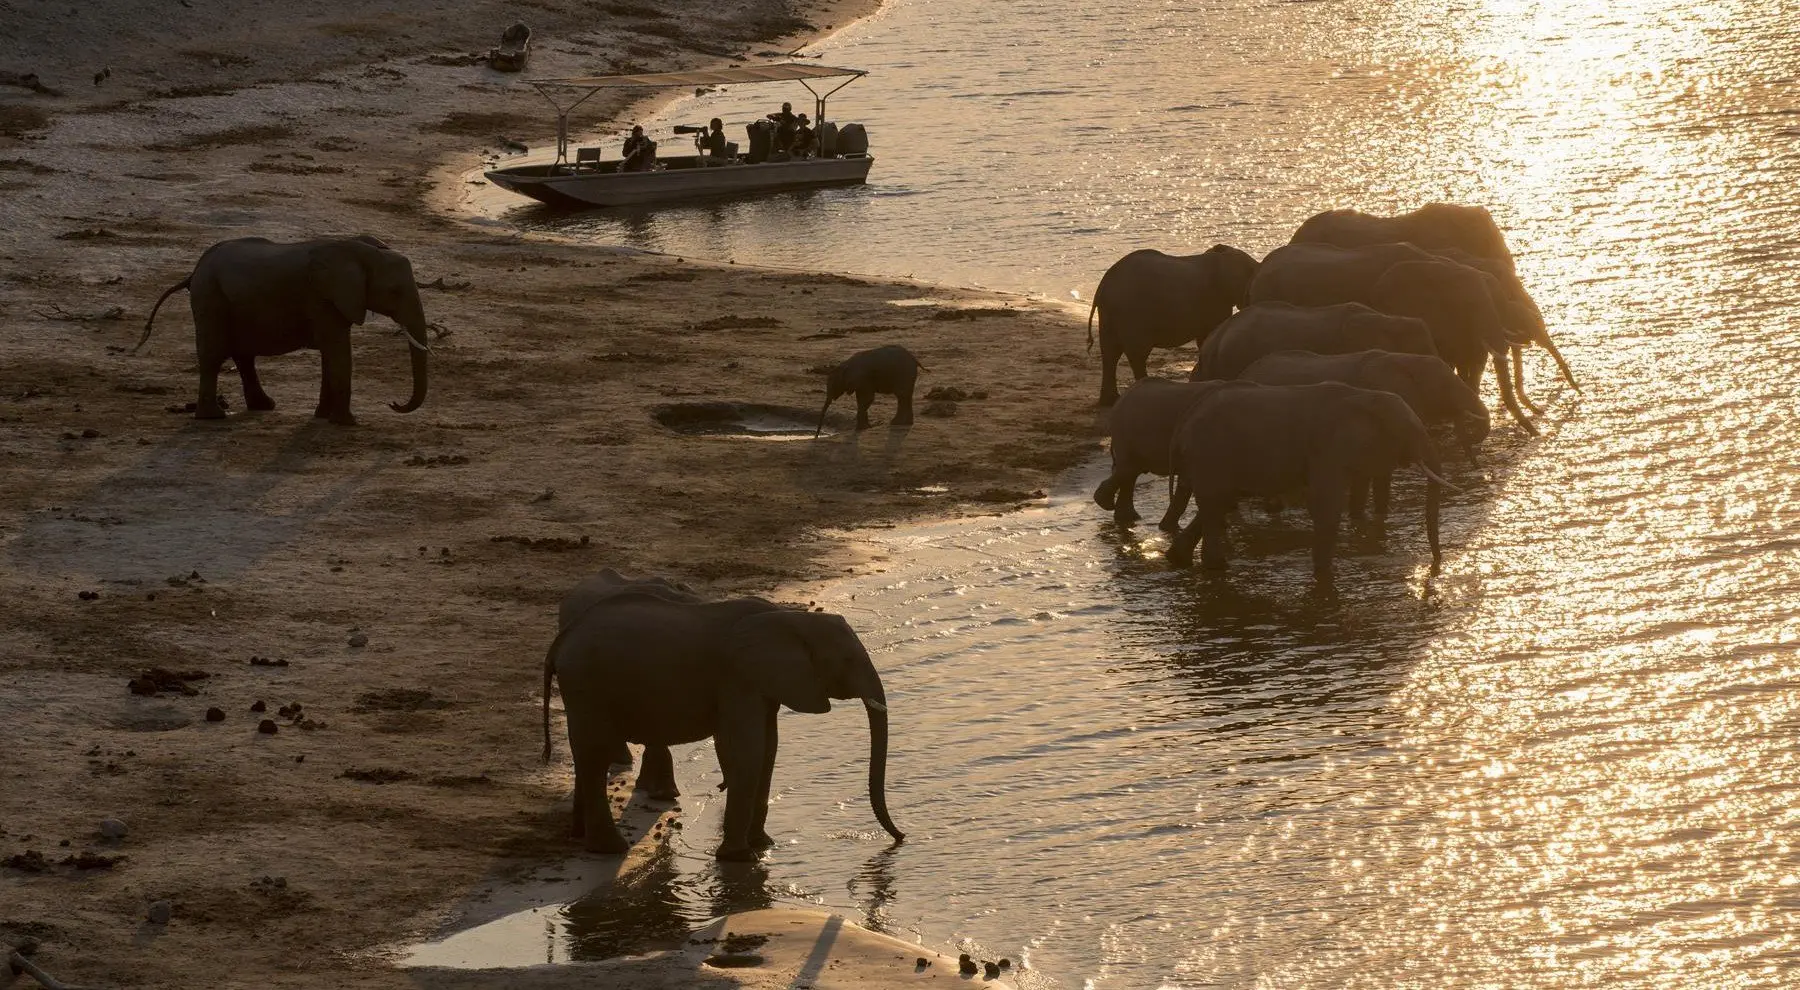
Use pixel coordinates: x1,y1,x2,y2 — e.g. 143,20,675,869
484,155,873,208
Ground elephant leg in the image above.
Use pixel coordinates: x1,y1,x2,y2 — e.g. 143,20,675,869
565,706,628,853
1307,483,1345,580
315,332,356,426
1197,495,1232,571
638,744,680,802
1125,347,1150,384
608,741,632,770
237,354,276,411
1167,515,1201,568
1159,476,1190,532
195,351,230,420
749,704,778,849
1458,359,1484,390
1113,470,1142,526
1093,472,1119,511
1348,478,1369,520
1098,333,1122,406
1511,345,1543,414
891,386,914,426
854,388,874,430
1372,472,1392,519
713,702,771,861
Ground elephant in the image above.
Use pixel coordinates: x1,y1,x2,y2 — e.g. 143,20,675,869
1085,244,1260,406
541,572,903,860
1290,203,1520,271
816,344,923,435
136,235,430,424
1428,245,1578,411
1166,381,1454,578
1249,243,1537,434
1238,349,1487,516
543,569,702,798
1192,302,1437,381
1289,205,1578,404
1094,378,1257,530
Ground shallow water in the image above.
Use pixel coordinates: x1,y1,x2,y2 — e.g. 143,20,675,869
450,0,1800,986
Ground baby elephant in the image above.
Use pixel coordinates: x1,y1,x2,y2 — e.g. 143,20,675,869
1095,377,1258,530
815,344,923,436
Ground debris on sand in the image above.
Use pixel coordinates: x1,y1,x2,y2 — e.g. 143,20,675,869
36,304,124,322
205,707,225,722
147,899,172,924
126,668,209,697
249,655,290,667
339,767,415,784
98,818,128,841
969,488,1047,504
3,850,50,873
61,851,122,870
488,534,591,552
959,953,978,975
257,719,279,735
347,632,369,648
250,700,266,712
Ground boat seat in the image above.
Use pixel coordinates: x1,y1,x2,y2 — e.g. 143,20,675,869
574,147,602,172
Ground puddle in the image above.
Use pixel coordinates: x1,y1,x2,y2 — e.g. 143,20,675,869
652,402,839,440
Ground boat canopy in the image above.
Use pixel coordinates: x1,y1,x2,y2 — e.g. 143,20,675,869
525,62,870,165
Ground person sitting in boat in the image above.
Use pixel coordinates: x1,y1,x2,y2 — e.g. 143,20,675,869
790,113,817,158
701,117,729,160
766,102,798,149
621,124,657,172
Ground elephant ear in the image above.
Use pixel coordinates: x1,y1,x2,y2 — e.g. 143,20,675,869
728,610,833,714
308,244,369,326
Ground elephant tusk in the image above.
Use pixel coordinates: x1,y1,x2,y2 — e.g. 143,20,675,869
863,699,889,714
398,329,431,353
1418,464,1461,492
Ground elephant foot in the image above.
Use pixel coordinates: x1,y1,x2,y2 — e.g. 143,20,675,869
1156,514,1183,533
314,406,357,426
751,830,776,850
1093,483,1117,511
1113,508,1141,526
1166,546,1193,568
891,415,913,427
714,843,760,862
194,403,228,421
582,829,629,855
608,743,633,767
645,788,680,802
244,394,276,412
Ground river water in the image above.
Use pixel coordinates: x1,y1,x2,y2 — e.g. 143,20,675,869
451,0,1800,986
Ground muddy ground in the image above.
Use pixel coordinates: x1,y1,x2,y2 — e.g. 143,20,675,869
0,0,1101,986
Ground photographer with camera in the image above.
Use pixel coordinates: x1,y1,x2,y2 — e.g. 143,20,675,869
621,124,657,172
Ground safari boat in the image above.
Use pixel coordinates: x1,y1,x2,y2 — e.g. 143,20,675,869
484,63,873,209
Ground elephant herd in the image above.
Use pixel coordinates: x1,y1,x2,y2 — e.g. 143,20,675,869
1088,203,1580,578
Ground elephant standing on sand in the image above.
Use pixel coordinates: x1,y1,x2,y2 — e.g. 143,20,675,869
542,570,903,860
1086,245,1260,406
1094,378,1256,531
1192,302,1437,381
1249,243,1538,434
1289,204,1578,404
816,344,922,435
136,235,430,424
1238,349,1487,517
1167,382,1454,579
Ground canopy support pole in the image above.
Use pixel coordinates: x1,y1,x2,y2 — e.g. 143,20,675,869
799,75,860,154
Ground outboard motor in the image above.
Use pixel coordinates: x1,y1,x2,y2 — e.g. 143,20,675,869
746,119,773,164
818,120,839,157
835,122,869,156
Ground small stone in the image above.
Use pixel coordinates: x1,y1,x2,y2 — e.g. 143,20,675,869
999,958,1012,969
294,754,305,763
205,707,225,722
78,589,98,600
147,899,172,925
257,719,278,735
959,953,977,975
348,633,368,648
58,839,69,847
250,700,266,712
99,818,128,840
915,957,929,968
81,428,100,439
985,961,1000,978
128,678,156,696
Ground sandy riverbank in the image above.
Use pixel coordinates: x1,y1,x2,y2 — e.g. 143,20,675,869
0,1,1097,986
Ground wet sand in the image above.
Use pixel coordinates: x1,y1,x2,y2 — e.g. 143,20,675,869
0,1,1096,986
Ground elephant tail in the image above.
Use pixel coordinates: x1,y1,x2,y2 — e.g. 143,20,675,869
1086,295,1099,352
134,275,191,354
542,648,555,763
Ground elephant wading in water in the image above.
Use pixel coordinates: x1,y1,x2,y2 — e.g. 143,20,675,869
1166,382,1454,578
542,571,904,860
1250,243,1538,434
1289,204,1578,404
1085,244,1260,406
1239,349,1487,516
1095,378,1257,530
136,235,430,424
1192,302,1437,381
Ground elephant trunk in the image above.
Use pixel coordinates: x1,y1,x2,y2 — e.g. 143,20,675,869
390,318,430,413
863,689,904,844
814,395,834,438
1536,327,1580,392
1425,478,1442,569
1490,348,1538,437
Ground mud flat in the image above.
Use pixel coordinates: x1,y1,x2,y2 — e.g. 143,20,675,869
0,1,1098,986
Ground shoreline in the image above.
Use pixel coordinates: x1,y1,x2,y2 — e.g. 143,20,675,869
0,0,1097,987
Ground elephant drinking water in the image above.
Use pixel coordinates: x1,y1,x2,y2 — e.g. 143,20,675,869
136,234,431,424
